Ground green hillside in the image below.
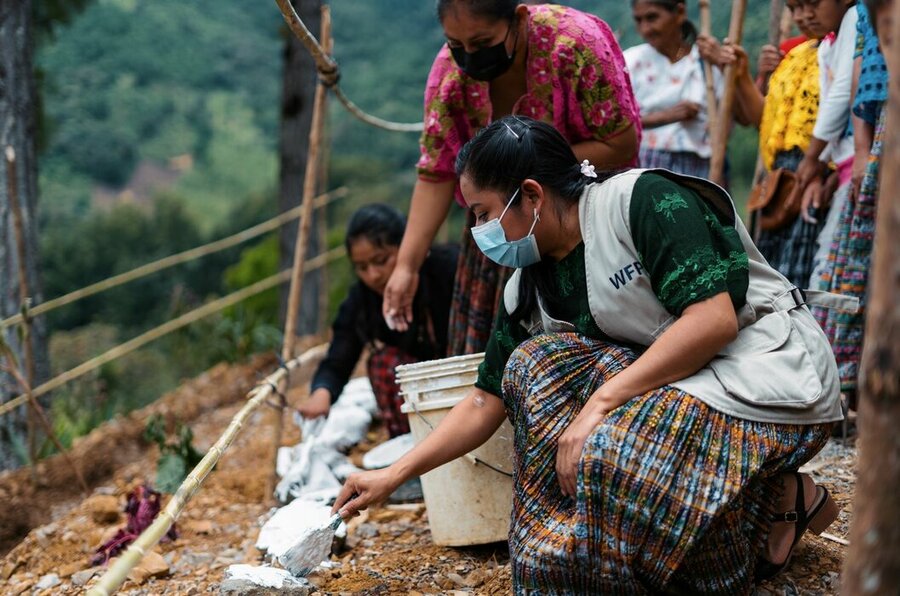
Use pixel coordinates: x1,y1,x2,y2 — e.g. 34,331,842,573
38,0,775,225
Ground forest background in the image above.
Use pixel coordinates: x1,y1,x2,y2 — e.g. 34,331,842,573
9,0,774,464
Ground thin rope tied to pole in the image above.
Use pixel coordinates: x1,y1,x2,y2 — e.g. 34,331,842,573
0,187,349,331
274,0,423,133
85,344,329,596
0,247,346,418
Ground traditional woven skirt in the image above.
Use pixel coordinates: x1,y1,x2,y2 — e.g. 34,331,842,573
447,210,512,356
501,334,831,594
639,148,711,180
812,105,885,396
366,345,416,438
808,179,851,289
754,149,826,288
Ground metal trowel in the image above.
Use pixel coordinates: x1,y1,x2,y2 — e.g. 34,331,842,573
278,512,345,577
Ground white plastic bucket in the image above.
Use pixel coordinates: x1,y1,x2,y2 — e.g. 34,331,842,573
397,353,514,546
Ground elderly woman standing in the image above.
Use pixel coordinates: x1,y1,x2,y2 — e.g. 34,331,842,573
624,0,723,179
382,0,640,356
335,117,850,593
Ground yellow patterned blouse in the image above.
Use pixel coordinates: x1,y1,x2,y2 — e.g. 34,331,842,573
759,40,820,171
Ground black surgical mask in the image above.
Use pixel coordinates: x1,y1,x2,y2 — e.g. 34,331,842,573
450,21,518,81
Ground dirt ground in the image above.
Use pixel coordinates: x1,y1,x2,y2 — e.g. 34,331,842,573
0,356,857,595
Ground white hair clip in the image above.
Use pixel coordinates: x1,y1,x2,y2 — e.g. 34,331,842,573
503,121,521,140
580,159,597,178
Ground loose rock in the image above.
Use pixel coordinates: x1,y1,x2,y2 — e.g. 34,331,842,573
85,494,121,525
127,550,170,584
35,573,61,590
71,568,98,587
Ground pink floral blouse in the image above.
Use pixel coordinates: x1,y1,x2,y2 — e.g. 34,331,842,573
416,4,641,205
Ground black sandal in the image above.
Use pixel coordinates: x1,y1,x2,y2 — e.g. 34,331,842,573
755,472,840,582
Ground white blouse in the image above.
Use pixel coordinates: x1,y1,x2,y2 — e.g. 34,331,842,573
814,8,858,165
624,43,722,158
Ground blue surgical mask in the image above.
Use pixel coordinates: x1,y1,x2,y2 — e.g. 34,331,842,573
471,188,541,268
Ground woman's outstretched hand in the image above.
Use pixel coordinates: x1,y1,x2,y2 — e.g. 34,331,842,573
556,405,606,497
332,467,403,518
297,388,332,419
382,265,419,332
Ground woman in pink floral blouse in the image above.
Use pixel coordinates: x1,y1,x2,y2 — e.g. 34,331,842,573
383,0,641,356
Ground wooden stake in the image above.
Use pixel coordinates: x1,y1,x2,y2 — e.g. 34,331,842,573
5,147,87,491
276,5,332,495
698,0,719,157
842,3,900,588
5,147,38,467
750,1,788,237
708,0,748,186
768,0,785,50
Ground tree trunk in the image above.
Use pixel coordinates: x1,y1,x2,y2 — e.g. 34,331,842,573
841,10,900,591
0,0,50,470
278,0,323,339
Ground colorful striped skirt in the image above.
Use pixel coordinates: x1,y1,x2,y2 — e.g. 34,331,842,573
639,148,711,180
812,104,885,397
366,346,416,438
501,334,831,594
447,210,512,356
754,149,826,289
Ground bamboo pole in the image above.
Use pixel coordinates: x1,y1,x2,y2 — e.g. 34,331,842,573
85,343,329,596
0,188,347,331
274,3,332,499
5,147,39,466
0,247,345,418
698,0,719,154
708,0,749,186
282,5,332,362
842,4,900,588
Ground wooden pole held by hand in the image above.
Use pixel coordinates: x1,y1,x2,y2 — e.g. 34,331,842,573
708,0,749,186
699,0,719,158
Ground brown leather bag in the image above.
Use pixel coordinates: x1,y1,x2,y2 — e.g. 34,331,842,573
746,168,801,231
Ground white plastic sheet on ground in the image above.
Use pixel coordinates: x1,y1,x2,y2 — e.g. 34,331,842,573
274,376,377,504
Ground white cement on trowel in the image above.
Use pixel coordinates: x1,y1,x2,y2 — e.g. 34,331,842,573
278,520,338,577
256,500,346,558
224,564,310,588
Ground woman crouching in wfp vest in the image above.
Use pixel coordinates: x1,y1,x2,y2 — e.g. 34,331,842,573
333,116,855,593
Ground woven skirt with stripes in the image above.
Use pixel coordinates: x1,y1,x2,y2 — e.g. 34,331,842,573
811,104,885,397
638,148,711,180
501,334,831,594
447,210,512,356
366,345,416,438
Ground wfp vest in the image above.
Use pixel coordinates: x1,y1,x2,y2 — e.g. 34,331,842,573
504,169,852,424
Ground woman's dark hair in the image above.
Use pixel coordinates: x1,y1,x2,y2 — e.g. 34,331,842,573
345,203,406,253
455,116,617,323
864,0,890,37
436,0,517,23
631,0,698,43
